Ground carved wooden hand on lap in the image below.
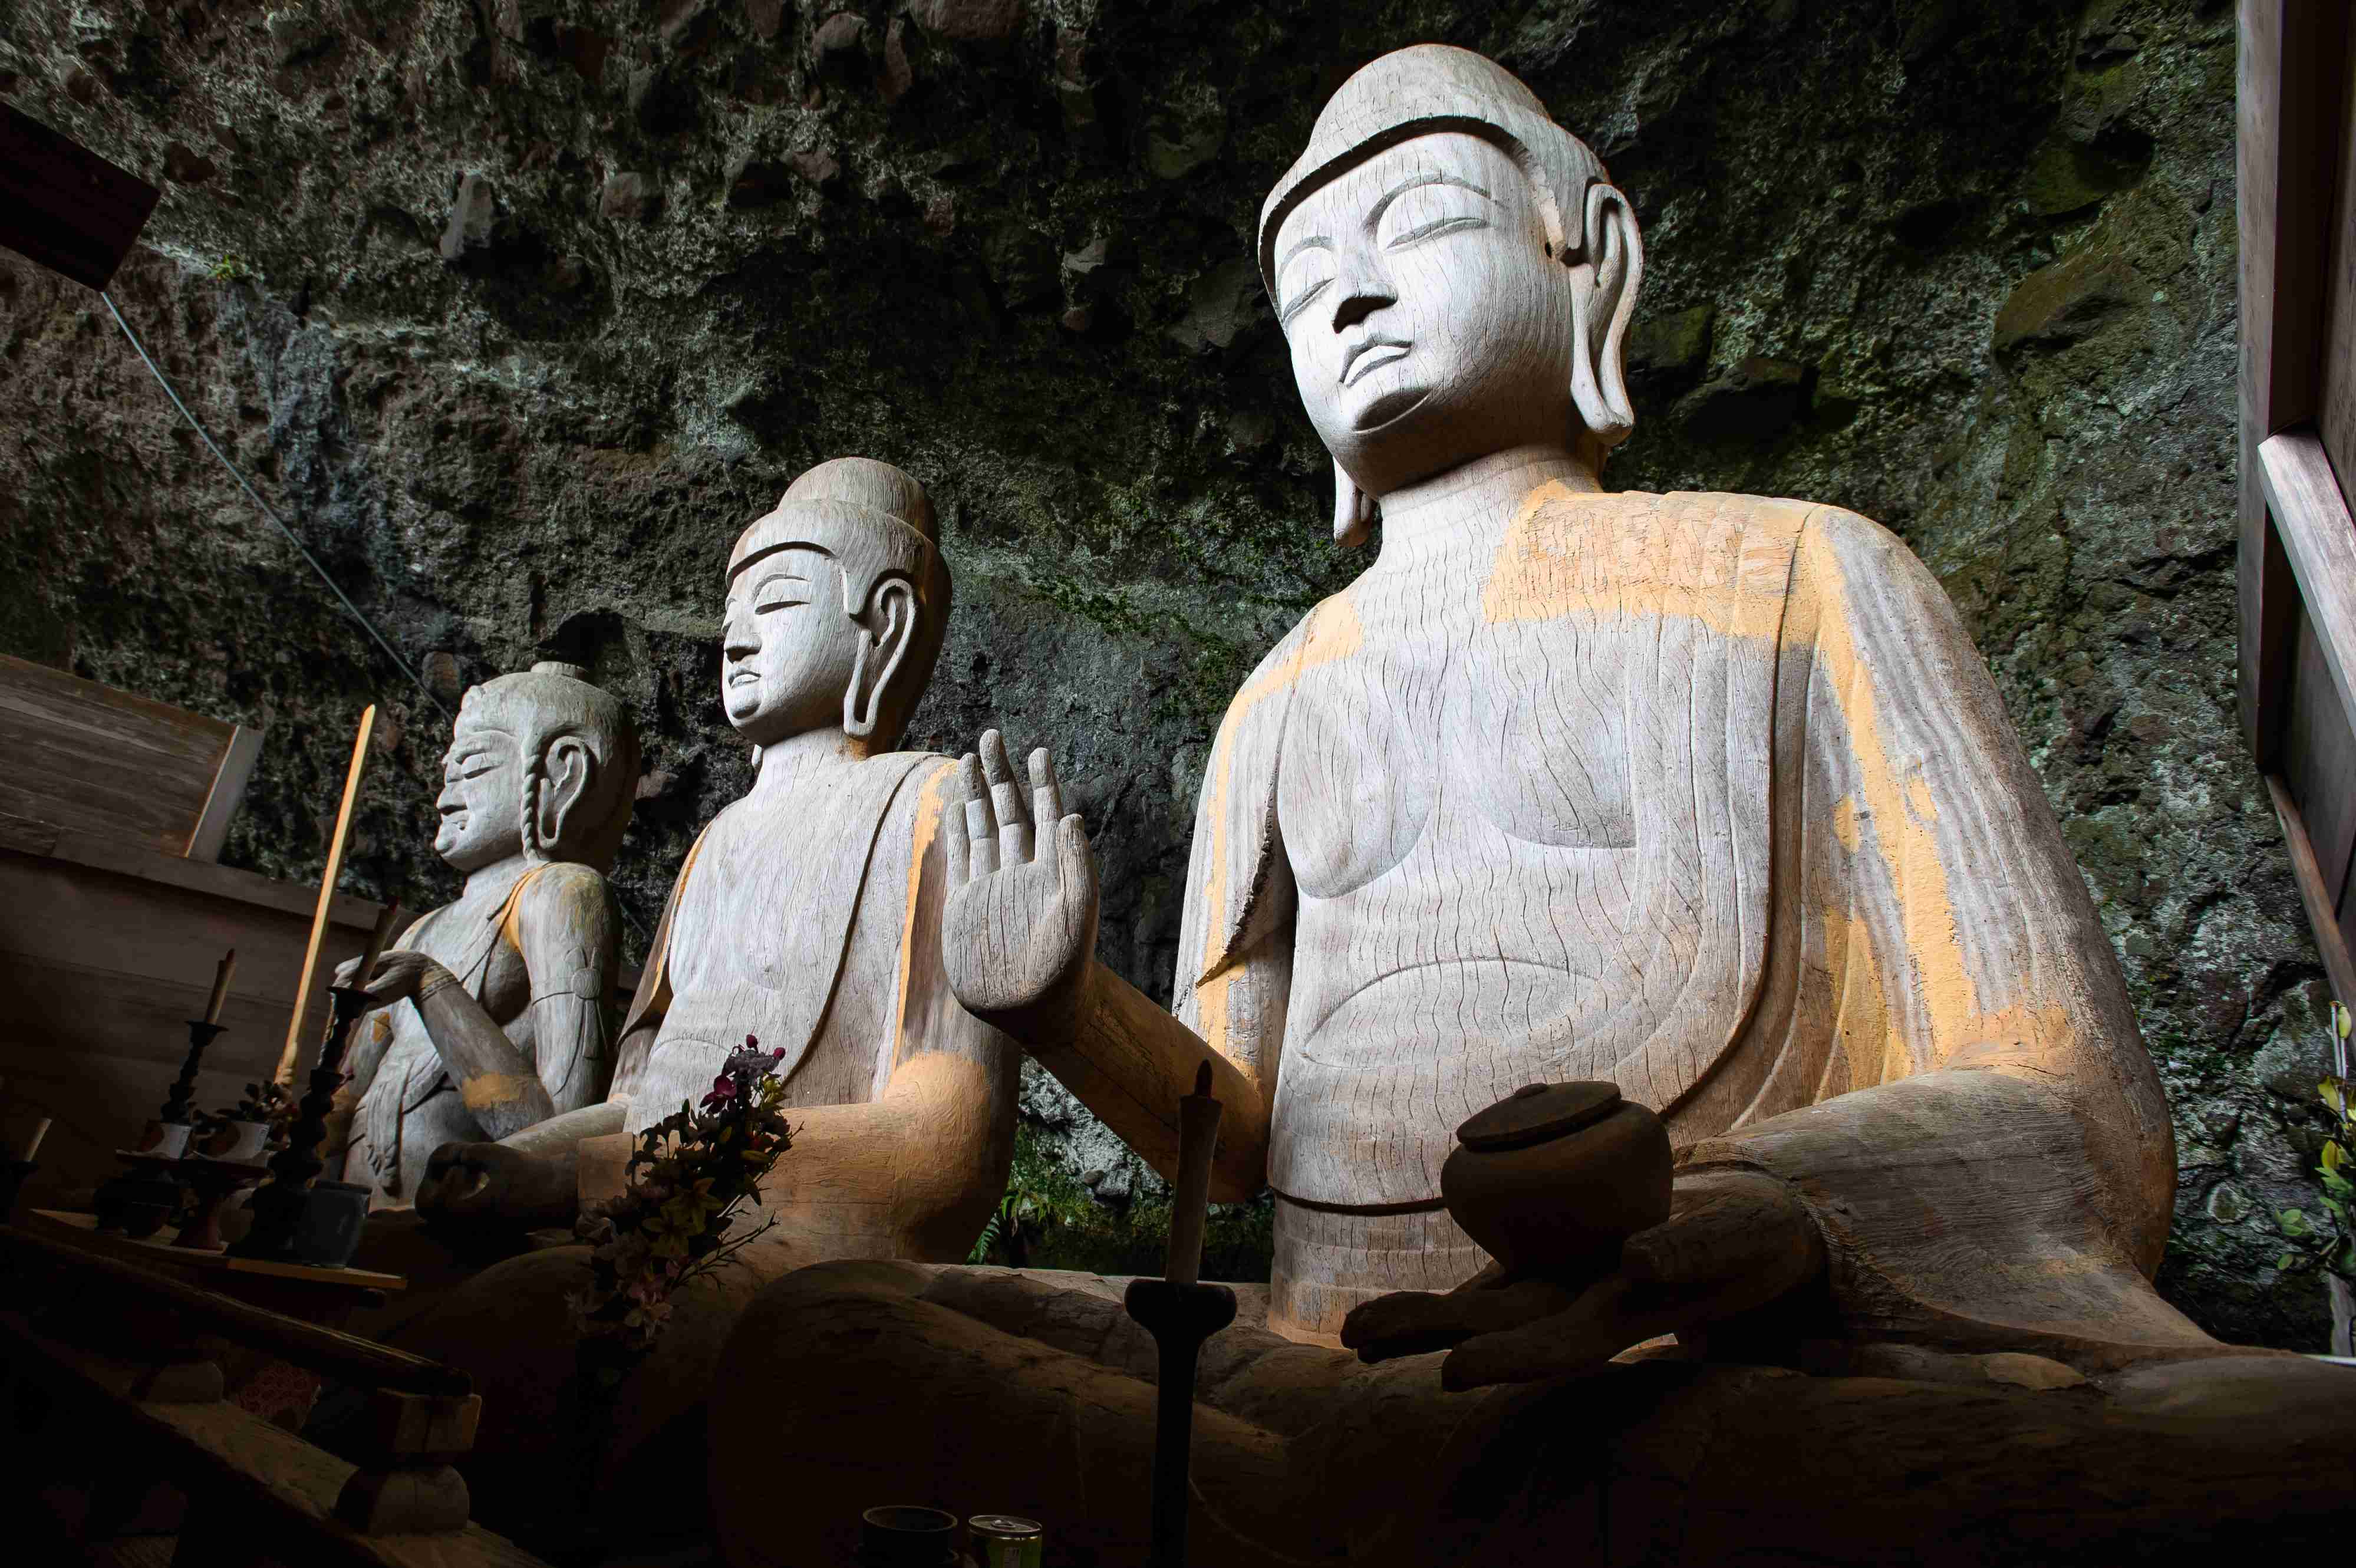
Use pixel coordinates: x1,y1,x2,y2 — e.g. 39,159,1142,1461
1343,1170,1825,1389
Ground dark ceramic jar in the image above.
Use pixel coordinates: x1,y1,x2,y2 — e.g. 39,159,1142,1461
1439,1081,1673,1279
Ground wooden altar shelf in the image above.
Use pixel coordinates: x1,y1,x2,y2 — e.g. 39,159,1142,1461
0,1220,543,1567
28,1208,407,1295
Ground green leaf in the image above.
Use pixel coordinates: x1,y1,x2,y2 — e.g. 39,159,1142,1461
2324,1082,2348,1117
2280,1208,2314,1237
2279,1251,2301,1270
2323,1171,2355,1200
2327,1139,2348,1173
2321,1195,2350,1223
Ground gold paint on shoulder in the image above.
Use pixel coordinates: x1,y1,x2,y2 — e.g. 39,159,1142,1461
1479,486,1802,631
1792,512,2071,1088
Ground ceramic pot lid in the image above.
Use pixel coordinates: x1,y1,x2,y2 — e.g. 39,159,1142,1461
1454,1081,1624,1151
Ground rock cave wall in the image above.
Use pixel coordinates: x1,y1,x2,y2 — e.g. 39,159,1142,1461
0,0,2339,1345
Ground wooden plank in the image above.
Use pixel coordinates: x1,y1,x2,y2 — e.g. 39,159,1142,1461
2282,608,2356,908
26,1211,406,1293
0,1224,459,1393
2257,430,2356,745
2268,773,2356,1013
0,105,160,291
2237,0,2351,755
0,1315,544,1568
2322,17,2356,497
186,725,263,864
0,654,241,859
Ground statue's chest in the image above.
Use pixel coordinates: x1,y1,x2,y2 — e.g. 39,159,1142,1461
1277,597,1658,901
668,807,806,997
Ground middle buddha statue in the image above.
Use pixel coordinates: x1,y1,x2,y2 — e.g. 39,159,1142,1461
381,457,1019,1538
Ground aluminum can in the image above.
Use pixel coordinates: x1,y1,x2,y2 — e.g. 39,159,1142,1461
966,1515,1043,1568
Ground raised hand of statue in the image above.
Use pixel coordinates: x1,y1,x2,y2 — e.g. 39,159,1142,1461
332,949,447,1009
1341,1170,1826,1391
940,729,1099,1049
417,1138,576,1241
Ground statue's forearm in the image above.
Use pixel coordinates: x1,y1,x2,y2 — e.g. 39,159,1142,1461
497,1098,626,1155
413,974,556,1140
1033,961,1269,1204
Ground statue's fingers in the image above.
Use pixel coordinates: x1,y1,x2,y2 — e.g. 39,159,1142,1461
959,754,999,877
1440,1278,1670,1391
1624,1175,1813,1290
941,781,973,887
1029,747,1065,828
1053,814,1093,901
980,730,1032,862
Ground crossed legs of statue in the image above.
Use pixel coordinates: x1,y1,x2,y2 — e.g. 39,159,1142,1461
711,1261,2355,1568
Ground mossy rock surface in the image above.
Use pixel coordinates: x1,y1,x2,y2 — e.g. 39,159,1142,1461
0,0,2336,1346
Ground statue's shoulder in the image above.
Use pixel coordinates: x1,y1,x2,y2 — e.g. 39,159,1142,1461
1214,594,1354,739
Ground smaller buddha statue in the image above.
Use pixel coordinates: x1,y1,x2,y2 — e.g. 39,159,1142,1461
326,662,637,1213
365,460,1020,1550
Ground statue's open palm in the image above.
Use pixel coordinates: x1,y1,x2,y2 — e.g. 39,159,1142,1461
941,730,1100,1045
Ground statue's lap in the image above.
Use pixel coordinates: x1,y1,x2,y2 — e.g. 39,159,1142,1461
710,1259,2356,1568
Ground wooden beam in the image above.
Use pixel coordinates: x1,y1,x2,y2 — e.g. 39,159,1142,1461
0,1313,544,1568
186,723,262,863
0,104,159,292
2266,773,2356,1030
2256,429,2356,748
2236,0,2351,756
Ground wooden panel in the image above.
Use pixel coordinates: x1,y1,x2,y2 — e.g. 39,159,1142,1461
0,104,160,292
2322,21,2356,499
2282,607,2356,908
0,654,246,861
2266,774,2356,1036
26,1210,407,1293
0,835,386,1207
2236,0,2351,754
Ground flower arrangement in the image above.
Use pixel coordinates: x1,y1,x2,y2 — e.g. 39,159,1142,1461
569,1036,794,1384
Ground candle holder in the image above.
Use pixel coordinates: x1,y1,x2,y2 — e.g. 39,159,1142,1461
230,984,371,1266
1122,1278,1237,1568
159,1019,228,1128
170,1155,271,1251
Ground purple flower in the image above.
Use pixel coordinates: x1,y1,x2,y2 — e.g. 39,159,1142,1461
700,1072,739,1112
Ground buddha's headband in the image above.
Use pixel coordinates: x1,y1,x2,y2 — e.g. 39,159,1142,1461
1256,45,1609,305
727,497,941,613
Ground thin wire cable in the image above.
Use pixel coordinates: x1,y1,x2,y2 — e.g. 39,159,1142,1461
103,289,660,947
100,289,451,722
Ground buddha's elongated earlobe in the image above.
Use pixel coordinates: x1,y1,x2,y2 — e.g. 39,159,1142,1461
844,578,918,742
1567,182,1643,449
1334,460,1375,549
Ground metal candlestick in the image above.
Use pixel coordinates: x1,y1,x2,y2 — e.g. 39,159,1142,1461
229,983,370,1263
159,1019,227,1126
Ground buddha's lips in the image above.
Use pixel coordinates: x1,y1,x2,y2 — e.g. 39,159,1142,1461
1342,337,1411,387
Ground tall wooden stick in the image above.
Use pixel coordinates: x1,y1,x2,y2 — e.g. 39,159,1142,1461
278,704,377,1085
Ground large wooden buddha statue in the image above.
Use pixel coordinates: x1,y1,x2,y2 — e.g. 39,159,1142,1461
709,46,2353,1567
326,661,637,1211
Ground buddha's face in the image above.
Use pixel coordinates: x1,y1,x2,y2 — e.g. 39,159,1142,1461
1274,133,1579,495
435,717,525,873
722,545,862,746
